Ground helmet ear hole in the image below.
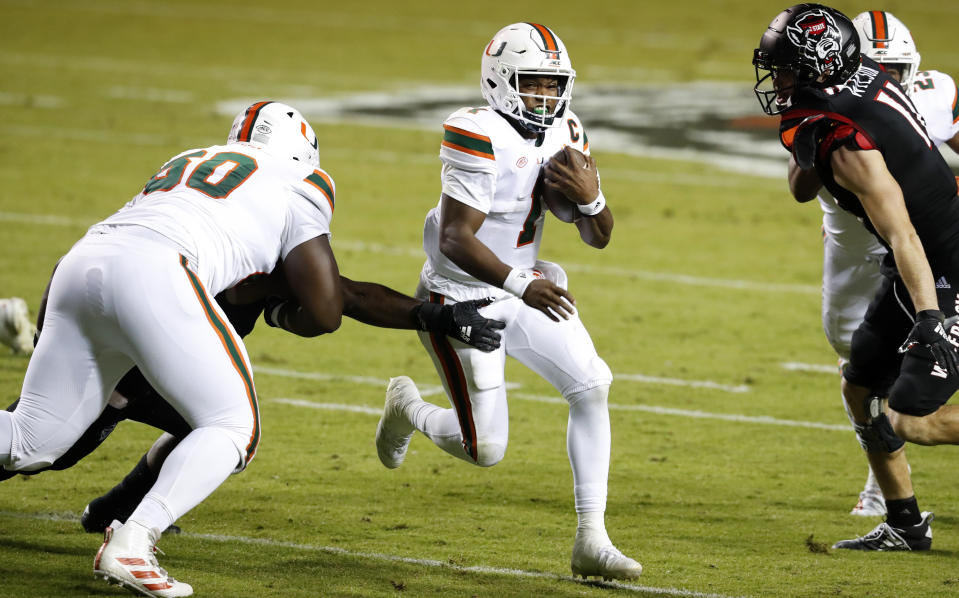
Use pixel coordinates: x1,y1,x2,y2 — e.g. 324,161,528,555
486,78,498,89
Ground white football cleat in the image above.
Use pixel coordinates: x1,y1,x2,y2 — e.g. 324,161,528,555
0,297,36,355
571,534,643,581
94,520,193,597
851,489,886,517
375,376,419,469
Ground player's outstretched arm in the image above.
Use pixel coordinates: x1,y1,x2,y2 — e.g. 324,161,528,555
339,277,503,351
339,277,424,329
262,275,504,351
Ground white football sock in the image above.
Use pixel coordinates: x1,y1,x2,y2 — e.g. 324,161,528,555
128,427,240,532
567,384,611,514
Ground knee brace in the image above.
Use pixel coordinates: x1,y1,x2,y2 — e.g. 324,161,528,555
852,395,905,453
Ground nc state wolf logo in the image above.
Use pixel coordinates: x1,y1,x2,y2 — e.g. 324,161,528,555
787,8,844,77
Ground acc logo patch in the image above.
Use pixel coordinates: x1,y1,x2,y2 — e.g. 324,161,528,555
516,156,528,168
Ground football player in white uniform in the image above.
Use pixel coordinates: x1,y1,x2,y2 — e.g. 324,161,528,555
0,101,346,597
374,23,642,581
788,11,959,517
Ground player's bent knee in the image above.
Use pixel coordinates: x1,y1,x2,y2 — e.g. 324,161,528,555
473,440,507,467
852,395,905,453
1,412,60,472
210,415,258,472
566,383,609,409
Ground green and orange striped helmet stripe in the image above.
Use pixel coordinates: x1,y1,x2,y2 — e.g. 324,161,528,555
869,11,888,49
237,101,273,143
526,23,559,57
179,255,261,464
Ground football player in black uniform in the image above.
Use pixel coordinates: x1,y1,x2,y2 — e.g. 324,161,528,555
2,263,505,534
754,4,959,551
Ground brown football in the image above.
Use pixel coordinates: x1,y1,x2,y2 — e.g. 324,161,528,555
538,147,587,223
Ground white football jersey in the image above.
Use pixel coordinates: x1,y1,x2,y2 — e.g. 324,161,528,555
819,69,959,240
911,70,959,148
421,107,590,300
94,142,335,295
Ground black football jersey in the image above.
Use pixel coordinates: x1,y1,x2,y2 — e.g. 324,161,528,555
781,57,959,274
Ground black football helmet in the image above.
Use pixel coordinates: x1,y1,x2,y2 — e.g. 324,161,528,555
753,4,861,114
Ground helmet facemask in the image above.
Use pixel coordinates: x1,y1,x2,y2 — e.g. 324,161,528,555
753,50,818,115
753,4,861,116
481,23,576,134
509,70,573,131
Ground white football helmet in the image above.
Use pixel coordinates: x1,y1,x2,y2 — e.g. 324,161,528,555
852,11,921,95
227,101,319,167
480,22,576,133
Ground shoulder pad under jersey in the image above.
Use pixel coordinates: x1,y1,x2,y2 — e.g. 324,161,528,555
440,108,498,172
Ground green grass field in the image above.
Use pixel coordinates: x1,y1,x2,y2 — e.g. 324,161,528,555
3,1,959,596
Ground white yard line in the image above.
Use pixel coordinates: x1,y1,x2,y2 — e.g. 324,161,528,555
259,366,851,432
613,373,749,393
273,396,849,433
0,212,817,295
0,510,744,598
511,393,850,432
780,362,840,374
253,365,756,398
272,399,384,415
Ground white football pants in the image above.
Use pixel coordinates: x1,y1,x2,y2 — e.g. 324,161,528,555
0,227,259,531
413,286,613,513
821,210,886,360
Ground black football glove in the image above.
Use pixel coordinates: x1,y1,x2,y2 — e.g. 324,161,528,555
899,309,959,377
415,298,505,352
792,114,827,171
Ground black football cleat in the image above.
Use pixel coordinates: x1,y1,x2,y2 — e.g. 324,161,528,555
833,511,933,551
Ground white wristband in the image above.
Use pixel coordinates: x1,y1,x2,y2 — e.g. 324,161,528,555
577,191,606,216
503,268,536,298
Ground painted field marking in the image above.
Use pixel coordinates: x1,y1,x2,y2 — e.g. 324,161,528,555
1,124,174,146
511,393,850,432
0,511,743,598
273,396,850,433
614,373,749,393
0,212,816,295
260,366,852,432
253,366,444,398
780,362,840,374
0,210,819,294
254,365,749,396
